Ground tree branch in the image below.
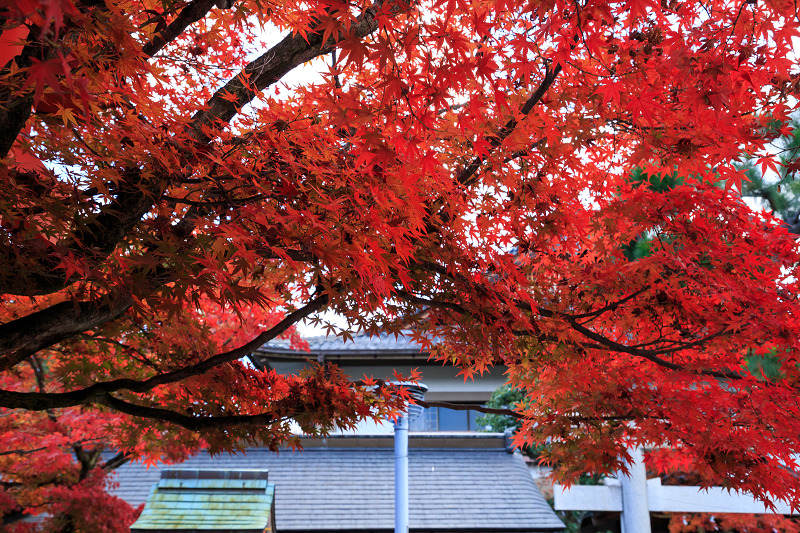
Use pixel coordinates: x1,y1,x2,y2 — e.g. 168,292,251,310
190,2,387,142
571,285,651,320
564,317,739,380
0,438,107,457
0,207,203,368
73,444,102,480
416,400,639,423
101,394,284,431
0,297,135,372
102,451,132,472
0,291,330,410
141,0,218,58
394,285,741,381
455,62,562,188
417,399,522,418
0,24,43,158
1,1,389,298
0,170,178,297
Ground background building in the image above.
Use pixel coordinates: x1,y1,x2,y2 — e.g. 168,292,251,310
251,330,507,434
111,331,565,531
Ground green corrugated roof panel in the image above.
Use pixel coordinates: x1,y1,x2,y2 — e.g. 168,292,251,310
130,469,276,532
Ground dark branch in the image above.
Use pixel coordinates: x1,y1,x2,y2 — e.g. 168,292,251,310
455,63,562,187
141,0,218,58
73,444,102,480
394,289,466,314
0,23,43,158
102,451,132,472
571,285,651,320
0,291,330,410
416,400,639,424
2,0,389,297
101,394,283,431
163,193,266,207
0,170,172,297
394,284,741,380
0,438,106,457
0,297,135,372
417,399,522,418
190,1,387,142
0,208,203,368
564,317,739,380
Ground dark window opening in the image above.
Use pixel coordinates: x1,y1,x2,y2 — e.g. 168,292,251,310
410,405,486,432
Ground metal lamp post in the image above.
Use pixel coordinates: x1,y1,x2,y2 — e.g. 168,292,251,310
391,382,427,533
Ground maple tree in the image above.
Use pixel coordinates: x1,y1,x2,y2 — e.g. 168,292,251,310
1,0,800,527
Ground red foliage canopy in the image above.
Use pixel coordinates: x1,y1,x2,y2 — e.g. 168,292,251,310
1,0,799,527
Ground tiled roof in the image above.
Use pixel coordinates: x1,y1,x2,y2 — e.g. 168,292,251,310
129,469,275,532
112,438,564,532
255,330,430,358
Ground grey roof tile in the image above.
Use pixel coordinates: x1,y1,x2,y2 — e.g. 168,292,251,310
255,330,433,358
112,446,564,532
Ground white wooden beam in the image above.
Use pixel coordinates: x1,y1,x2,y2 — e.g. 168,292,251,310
554,483,622,512
554,478,797,515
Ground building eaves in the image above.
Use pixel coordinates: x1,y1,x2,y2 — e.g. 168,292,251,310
251,330,434,365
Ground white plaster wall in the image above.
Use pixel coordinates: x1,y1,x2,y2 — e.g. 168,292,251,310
269,362,507,401
271,361,508,436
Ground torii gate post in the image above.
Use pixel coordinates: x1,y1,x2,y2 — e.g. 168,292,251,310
555,446,796,529
618,446,651,533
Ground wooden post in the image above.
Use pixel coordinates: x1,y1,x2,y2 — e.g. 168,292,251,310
618,446,651,533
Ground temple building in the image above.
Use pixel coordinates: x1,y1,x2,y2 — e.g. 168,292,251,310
112,331,564,532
